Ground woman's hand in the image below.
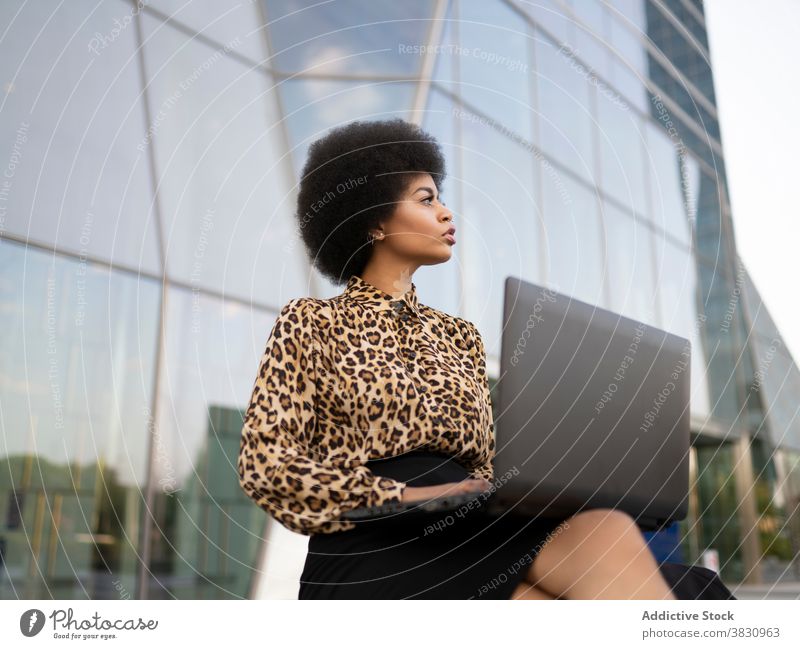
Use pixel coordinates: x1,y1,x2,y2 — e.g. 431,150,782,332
400,478,491,503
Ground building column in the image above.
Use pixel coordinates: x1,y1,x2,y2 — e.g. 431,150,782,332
732,433,763,584
686,445,702,563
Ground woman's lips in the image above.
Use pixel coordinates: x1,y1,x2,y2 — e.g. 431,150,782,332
443,233,456,245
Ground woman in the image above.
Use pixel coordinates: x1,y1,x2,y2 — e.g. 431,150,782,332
237,118,676,600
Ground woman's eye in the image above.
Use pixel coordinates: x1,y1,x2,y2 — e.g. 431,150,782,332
422,197,434,205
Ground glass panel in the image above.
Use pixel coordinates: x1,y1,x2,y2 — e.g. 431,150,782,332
695,442,744,583
600,200,659,323
262,0,433,76
645,120,691,245
518,0,574,46
534,30,597,184
696,259,746,429
681,152,702,245
431,3,458,85
280,79,416,179
147,287,277,598
565,0,611,81
540,171,605,309
606,0,647,35
749,437,795,568
596,87,649,217
0,240,160,598
692,167,726,267
653,239,712,418
416,88,463,317
604,5,650,113
608,55,649,113
606,6,648,76
457,0,535,141
141,15,306,306
460,108,539,355
148,0,268,62
783,451,800,550
742,272,800,452
0,0,160,272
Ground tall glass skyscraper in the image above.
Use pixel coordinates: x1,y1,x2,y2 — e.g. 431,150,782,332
1,0,798,599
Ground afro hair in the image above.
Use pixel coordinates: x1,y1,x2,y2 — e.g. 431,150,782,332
295,118,446,285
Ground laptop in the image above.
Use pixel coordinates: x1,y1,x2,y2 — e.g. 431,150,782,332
343,276,690,531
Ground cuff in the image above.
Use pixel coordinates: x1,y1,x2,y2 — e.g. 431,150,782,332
370,476,407,506
468,465,494,482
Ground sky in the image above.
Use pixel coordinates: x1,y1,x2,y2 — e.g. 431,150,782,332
704,0,800,362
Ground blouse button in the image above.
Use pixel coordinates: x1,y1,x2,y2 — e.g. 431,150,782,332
407,350,417,360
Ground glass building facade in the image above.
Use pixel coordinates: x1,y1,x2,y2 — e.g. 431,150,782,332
1,0,797,598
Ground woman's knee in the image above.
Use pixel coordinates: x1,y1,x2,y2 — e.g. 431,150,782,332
564,508,643,546
510,580,555,600
528,509,645,582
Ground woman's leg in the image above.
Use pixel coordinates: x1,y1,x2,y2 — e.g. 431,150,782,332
526,508,676,600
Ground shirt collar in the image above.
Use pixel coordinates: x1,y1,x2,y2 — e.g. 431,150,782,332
341,274,421,318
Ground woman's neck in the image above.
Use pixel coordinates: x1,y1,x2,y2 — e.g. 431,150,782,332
359,263,416,298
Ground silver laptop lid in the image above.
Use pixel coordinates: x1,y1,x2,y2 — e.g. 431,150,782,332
493,276,690,528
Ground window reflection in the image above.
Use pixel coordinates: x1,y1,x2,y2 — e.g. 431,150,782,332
141,15,306,307
603,5,650,113
606,0,647,35
148,0,268,63
431,4,458,84
534,30,597,184
742,272,800,452
566,0,610,82
458,0,535,141
681,152,702,246
600,200,659,323
280,79,416,179
645,120,692,245
596,87,648,216
696,260,747,428
518,0,574,46
541,172,605,308
608,55,649,114
695,442,744,583
147,287,275,598
653,238,711,418
0,240,159,598
606,3,648,75
416,89,464,317
263,0,433,76
460,109,539,354
0,0,160,272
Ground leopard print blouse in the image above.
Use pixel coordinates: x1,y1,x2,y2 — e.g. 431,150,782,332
237,274,495,535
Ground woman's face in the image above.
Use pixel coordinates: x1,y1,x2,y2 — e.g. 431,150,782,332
373,173,455,265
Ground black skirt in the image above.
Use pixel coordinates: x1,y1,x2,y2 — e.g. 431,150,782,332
298,450,569,599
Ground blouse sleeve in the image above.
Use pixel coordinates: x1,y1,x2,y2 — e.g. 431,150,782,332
464,321,496,483
237,297,407,535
